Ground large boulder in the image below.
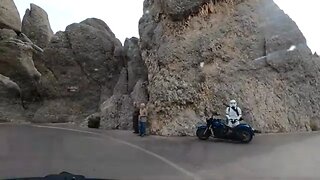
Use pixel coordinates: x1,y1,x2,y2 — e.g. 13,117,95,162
65,18,124,100
0,0,21,32
22,3,54,48
139,0,320,135
40,18,124,123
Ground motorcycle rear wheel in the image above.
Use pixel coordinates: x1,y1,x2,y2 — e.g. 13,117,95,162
196,128,211,140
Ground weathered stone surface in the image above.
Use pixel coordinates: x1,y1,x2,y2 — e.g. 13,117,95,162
41,18,124,123
98,47,148,130
0,73,20,93
0,28,17,40
32,100,80,123
0,33,42,104
124,37,148,92
98,78,148,131
113,68,128,95
139,0,320,135
161,0,210,21
130,79,148,104
22,3,54,48
66,18,123,84
100,94,134,129
2,0,317,136
0,0,21,32
0,29,42,122
0,74,25,122
95,36,149,130
1,10,147,127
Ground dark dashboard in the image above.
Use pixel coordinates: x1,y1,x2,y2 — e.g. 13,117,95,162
5,172,113,180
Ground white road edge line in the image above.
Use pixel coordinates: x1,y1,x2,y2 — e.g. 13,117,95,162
33,125,200,180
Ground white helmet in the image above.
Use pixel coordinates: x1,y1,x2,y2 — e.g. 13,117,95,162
230,100,237,108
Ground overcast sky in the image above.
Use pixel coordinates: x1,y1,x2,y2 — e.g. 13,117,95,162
15,0,319,53
15,0,144,44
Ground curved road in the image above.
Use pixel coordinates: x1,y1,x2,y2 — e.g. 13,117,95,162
0,124,319,180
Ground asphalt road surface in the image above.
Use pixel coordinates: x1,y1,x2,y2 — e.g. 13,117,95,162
0,124,319,180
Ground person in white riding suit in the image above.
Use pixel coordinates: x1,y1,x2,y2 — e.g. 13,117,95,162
226,100,242,128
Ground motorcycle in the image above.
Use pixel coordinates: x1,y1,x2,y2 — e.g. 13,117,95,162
196,117,255,143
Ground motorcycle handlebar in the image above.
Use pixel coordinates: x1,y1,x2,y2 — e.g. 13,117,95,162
223,103,229,107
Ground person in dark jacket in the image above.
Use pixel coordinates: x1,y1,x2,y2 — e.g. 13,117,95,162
132,102,140,134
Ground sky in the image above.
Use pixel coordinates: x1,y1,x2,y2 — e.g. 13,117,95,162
15,0,319,53
15,0,144,44
274,0,319,53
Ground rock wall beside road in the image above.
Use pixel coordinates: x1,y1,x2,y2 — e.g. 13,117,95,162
139,0,320,135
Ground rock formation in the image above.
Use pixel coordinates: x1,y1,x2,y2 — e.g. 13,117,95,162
162,0,211,21
0,73,24,122
33,18,124,123
1,0,319,136
0,1,149,128
0,28,42,122
0,0,21,32
22,3,54,48
0,2,51,123
139,0,320,135
124,37,148,92
99,38,148,129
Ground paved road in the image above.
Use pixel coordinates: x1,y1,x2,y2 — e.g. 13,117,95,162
0,124,319,180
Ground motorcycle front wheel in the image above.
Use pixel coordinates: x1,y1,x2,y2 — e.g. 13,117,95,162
196,128,211,140
238,130,253,143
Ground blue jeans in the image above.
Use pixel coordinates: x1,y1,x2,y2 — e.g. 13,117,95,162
139,121,146,136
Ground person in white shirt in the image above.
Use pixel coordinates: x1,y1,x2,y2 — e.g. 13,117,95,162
225,100,242,128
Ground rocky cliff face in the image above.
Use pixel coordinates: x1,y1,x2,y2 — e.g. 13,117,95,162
0,1,148,126
139,0,320,135
0,27,42,122
0,0,21,32
32,18,125,123
99,37,148,129
1,0,319,136
22,3,54,48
